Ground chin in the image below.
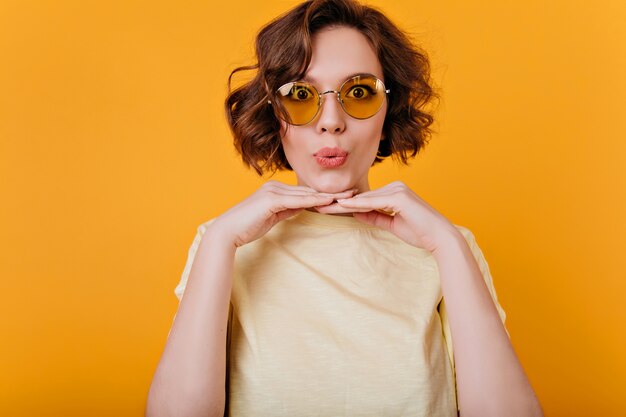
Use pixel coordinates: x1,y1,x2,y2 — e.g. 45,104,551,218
308,177,354,194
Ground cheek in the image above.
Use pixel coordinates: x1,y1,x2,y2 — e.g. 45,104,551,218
279,123,294,151
361,113,386,146
349,125,383,166
362,114,386,158
279,125,307,164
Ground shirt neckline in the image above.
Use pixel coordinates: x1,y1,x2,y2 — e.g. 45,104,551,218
289,209,377,229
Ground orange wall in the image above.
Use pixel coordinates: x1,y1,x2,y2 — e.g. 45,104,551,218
1,0,624,415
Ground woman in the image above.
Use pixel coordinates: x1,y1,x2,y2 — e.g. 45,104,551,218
147,1,544,416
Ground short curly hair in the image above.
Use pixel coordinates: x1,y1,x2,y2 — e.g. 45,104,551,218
225,0,439,176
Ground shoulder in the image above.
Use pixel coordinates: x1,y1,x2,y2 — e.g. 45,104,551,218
174,217,219,301
182,218,219,258
193,217,218,237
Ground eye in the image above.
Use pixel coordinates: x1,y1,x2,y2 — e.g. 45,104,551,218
290,85,315,101
345,85,374,100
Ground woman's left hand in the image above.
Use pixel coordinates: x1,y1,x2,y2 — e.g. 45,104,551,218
314,181,461,253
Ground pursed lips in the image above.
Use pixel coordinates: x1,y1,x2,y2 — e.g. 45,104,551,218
313,146,348,157
313,147,349,168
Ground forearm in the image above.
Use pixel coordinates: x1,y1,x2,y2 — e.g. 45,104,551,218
432,230,543,417
146,226,236,417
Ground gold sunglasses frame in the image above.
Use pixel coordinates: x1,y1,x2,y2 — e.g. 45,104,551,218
268,74,391,126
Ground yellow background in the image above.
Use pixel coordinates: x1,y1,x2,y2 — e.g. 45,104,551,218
1,0,624,415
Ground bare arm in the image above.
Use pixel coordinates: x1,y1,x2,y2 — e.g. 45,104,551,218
320,181,543,415
145,182,354,417
146,224,236,417
432,229,543,417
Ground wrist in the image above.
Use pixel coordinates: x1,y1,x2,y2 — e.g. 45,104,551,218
430,224,465,258
205,221,238,253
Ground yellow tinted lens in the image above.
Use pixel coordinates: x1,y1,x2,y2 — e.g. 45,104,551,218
276,82,319,125
340,75,386,119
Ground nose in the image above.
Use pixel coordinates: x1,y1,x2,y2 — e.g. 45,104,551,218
315,90,346,134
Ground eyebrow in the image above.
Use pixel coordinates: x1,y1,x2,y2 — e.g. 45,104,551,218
301,72,378,85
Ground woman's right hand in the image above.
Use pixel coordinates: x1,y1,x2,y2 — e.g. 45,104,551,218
210,180,357,248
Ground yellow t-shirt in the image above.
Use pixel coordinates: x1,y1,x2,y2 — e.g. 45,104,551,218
173,209,508,416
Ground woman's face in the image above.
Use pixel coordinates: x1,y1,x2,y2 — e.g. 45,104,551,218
279,25,387,194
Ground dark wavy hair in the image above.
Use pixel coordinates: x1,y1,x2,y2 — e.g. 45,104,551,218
225,0,439,176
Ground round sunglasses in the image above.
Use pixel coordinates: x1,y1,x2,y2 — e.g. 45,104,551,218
270,74,390,126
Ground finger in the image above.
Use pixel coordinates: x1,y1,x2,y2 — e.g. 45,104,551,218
314,201,394,214
351,183,401,198
313,202,357,214
316,189,358,198
263,185,357,203
271,194,337,212
336,195,400,213
318,206,396,216
269,181,358,196
286,190,354,201
277,188,358,199
273,189,356,198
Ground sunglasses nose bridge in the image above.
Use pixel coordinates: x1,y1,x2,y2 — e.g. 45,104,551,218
320,89,341,99
318,89,343,110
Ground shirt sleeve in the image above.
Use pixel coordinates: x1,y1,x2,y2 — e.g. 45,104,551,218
438,225,509,409
174,219,216,302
